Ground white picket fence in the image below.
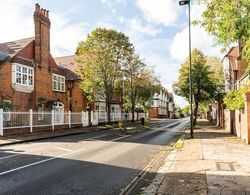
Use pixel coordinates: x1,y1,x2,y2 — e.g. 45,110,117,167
0,109,148,136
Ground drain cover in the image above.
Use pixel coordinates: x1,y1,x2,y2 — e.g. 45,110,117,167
216,162,235,171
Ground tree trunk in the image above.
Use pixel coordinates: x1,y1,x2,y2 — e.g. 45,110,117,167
106,92,111,124
131,101,135,122
107,100,111,124
193,101,199,126
217,100,222,128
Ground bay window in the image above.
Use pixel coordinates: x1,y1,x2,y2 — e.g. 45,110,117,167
12,63,34,93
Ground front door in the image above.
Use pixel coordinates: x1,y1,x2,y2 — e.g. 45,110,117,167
54,102,64,124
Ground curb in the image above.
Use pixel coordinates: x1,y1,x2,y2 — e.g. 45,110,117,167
0,126,112,147
0,121,146,147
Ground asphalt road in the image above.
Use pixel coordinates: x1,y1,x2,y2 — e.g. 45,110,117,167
0,118,188,195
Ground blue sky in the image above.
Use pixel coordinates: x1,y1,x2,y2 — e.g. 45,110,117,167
0,0,222,107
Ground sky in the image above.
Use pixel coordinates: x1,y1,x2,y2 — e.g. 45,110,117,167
0,0,223,107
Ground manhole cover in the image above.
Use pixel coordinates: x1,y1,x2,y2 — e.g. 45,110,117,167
216,162,235,171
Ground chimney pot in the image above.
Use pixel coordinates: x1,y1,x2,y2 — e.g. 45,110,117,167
35,3,39,12
46,10,49,18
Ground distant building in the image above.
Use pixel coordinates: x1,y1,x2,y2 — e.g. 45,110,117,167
149,87,175,118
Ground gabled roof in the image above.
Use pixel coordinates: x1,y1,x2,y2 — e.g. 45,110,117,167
54,55,76,72
224,46,240,59
0,37,34,57
57,66,80,81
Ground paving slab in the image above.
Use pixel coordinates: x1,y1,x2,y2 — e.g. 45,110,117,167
144,120,250,195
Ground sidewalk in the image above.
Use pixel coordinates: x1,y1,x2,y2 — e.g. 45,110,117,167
145,120,250,195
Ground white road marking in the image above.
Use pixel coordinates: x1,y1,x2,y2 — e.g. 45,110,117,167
85,134,109,141
55,147,74,152
0,133,132,176
0,154,19,160
0,148,85,176
109,134,131,142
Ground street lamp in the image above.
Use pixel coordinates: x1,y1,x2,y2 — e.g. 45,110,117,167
179,0,193,138
67,78,75,112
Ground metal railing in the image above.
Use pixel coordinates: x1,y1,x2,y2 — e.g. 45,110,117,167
0,109,148,136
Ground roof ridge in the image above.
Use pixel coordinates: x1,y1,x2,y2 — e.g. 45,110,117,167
0,37,34,45
54,54,76,59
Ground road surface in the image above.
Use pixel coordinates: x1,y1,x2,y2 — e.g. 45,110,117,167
0,118,188,195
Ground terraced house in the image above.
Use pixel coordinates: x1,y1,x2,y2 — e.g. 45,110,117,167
0,4,87,117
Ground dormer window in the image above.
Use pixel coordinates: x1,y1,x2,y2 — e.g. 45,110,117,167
52,74,65,92
12,63,34,93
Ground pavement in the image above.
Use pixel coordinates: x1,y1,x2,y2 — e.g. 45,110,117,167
143,119,250,195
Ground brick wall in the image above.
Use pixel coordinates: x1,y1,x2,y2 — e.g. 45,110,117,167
149,107,158,118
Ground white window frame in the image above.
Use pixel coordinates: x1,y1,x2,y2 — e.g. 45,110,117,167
12,63,34,93
3,100,11,121
52,74,65,92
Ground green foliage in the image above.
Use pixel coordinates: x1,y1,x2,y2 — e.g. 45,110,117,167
223,87,248,110
195,0,250,64
173,49,218,125
182,105,190,115
0,101,12,111
76,28,134,123
173,49,216,102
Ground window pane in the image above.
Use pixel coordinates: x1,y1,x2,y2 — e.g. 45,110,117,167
53,81,57,90
28,76,33,85
22,74,27,85
22,67,27,74
28,69,33,75
16,65,21,72
16,73,21,84
57,81,60,90
61,83,65,91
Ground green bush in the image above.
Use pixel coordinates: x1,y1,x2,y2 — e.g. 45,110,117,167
224,86,247,110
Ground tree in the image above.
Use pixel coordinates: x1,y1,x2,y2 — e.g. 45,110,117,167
123,54,145,122
195,0,250,63
76,28,134,124
135,67,161,112
173,49,216,126
206,56,225,127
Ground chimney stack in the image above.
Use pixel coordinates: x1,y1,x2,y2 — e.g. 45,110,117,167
33,3,51,68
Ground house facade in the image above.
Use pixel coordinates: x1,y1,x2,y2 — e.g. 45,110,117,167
223,45,250,144
0,4,86,115
149,87,175,118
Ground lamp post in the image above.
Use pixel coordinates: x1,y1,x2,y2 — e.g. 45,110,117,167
67,78,74,112
179,0,193,138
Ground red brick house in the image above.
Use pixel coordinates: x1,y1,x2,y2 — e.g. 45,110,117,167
0,4,86,114
223,45,250,144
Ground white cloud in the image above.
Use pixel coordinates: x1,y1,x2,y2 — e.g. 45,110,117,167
126,18,161,36
0,1,86,57
50,13,87,57
170,25,222,62
136,0,180,26
0,0,34,42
